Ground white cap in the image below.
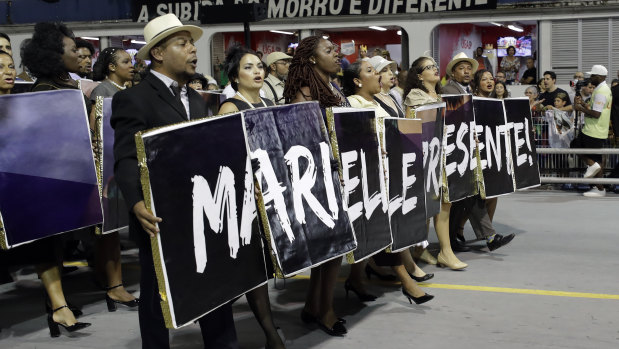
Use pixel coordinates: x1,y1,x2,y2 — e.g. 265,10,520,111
586,65,608,76
367,56,397,73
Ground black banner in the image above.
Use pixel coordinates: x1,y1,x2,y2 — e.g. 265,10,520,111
243,102,356,277
133,0,498,22
415,103,444,218
383,117,427,252
442,95,477,202
472,97,515,198
330,108,391,262
138,113,267,328
503,98,540,190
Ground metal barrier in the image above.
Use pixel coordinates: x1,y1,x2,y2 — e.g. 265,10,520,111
532,114,618,186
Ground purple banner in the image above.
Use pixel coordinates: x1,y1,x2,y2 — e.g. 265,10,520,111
0,90,102,249
100,98,129,233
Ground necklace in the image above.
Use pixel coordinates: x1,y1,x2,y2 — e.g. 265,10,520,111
379,90,391,96
236,91,267,109
108,79,126,90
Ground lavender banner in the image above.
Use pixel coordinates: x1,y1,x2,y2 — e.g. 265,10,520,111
100,98,129,233
0,90,102,249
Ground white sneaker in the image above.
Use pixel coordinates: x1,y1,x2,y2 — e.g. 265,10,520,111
583,187,606,197
584,162,601,178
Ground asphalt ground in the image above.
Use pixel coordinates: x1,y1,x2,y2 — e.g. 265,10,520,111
1,190,617,349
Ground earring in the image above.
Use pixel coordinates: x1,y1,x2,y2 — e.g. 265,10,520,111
311,60,316,64
358,83,362,87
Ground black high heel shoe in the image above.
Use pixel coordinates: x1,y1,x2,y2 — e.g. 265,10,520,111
364,265,397,281
47,305,91,338
408,272,434,283
46,296,83,318
401,288,434,305
106,284,139,312
344,279,377,302
301,309,346,325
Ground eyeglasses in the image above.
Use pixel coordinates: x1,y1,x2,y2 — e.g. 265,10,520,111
421,64,438,72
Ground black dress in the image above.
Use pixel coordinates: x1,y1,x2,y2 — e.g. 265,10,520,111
220,96,277,277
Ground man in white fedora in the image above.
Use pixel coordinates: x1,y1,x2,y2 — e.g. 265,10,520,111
262,51,292,105
441,52,479,94
111,14,239,348
574,64,612,197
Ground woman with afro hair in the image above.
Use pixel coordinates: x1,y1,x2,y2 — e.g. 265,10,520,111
19,22,92,337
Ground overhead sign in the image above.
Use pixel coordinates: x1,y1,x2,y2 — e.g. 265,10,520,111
133,0,497,22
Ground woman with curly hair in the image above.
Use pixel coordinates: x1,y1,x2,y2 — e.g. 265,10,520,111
24,23,81,92
402,56,468,271
283,36,349,337
19,22,92,337
283,36,348,108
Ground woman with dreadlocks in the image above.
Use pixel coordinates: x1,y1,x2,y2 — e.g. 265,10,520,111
283,36,349,337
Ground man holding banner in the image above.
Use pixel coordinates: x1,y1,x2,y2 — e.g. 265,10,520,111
111,14,238,348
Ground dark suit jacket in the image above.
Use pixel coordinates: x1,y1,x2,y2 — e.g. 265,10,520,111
441,80,467,95
111,72,205,242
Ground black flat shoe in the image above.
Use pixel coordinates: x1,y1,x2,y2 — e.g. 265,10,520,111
364,265,397,281
451,240,471,252
408,272,434,283
105,284,139,312
487,233,515,251
47,305,91,338
344,279,377,302
401,288,434,305
456,233,466,244
317,319,347,336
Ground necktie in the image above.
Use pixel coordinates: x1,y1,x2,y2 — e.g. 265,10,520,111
171,84,182,104
465,85,471,94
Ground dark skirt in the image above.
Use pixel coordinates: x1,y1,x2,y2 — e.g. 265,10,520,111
372,251,401,267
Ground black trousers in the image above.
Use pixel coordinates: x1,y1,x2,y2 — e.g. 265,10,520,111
449,196,495,240
136,231,239,349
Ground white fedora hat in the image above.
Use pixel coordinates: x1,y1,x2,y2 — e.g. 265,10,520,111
136,13,203,60
446,52,478,76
